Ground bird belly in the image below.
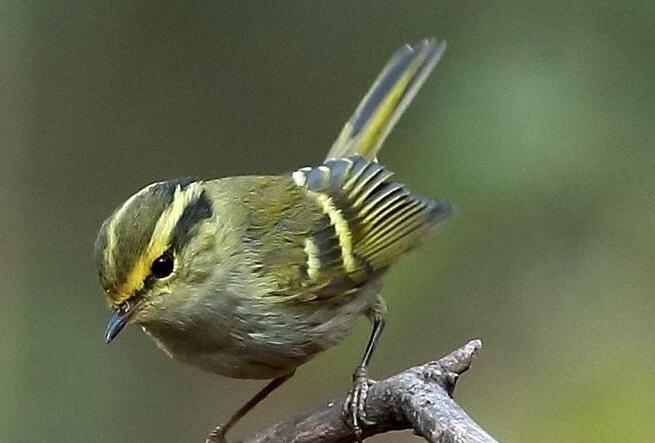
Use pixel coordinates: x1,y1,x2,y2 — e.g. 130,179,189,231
141,287,378,379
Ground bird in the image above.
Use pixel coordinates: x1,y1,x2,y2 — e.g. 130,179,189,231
95,37,452,442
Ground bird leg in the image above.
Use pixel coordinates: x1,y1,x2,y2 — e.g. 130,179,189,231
205,371,295,443
343,315,385,442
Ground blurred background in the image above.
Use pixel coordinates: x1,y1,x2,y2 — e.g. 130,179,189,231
2,1,654,442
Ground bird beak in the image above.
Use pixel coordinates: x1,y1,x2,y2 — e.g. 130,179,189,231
104,301,134,343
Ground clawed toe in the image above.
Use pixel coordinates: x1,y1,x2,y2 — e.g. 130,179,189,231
205,425,227,443
342,366,377,441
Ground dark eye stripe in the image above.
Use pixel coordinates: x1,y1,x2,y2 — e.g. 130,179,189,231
169,189,213,252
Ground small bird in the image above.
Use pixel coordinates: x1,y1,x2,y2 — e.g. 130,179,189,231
95,38,452,442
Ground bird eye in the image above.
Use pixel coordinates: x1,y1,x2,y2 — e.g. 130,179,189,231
151,253,174,279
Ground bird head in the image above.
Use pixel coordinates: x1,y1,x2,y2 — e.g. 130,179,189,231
94,177,216,342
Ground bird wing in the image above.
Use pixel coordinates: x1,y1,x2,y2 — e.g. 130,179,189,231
242,156,452,303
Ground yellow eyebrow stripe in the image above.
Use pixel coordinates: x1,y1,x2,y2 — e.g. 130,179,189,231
114,182,204,302
103,183,158,285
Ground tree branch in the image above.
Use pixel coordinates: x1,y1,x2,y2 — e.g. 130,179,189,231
243,339,497,443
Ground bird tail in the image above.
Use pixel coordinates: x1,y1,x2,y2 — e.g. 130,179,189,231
325,38,446,162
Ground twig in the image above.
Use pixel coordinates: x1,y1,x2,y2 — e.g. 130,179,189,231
242,339,497,443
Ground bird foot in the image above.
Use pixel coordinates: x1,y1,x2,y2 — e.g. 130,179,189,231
205,425,227,443
342,365,377,442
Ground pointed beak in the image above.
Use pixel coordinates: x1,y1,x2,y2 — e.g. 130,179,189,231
104,301,133,343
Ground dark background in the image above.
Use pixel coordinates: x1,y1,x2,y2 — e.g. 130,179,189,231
2,2,654,442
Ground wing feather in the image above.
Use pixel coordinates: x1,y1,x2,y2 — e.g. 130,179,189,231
291,156,453,292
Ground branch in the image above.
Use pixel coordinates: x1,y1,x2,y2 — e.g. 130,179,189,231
243,339,497,443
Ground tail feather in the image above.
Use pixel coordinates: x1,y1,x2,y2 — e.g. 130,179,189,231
326,38,446,162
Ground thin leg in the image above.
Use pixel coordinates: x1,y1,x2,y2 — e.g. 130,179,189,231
205,371,295,443
361,315,385,368
344,315,385,442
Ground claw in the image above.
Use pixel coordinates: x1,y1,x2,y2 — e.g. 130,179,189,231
342,366,377,441
205,425,227,443
343,315,385,441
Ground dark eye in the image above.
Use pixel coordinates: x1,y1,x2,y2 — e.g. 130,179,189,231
151,253,174,279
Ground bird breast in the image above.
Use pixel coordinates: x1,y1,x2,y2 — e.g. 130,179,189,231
140,283,379,380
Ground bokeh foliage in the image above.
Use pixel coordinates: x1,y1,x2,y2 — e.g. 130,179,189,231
1,1,654,442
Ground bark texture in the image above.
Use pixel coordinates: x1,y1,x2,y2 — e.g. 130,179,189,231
242,340,498,443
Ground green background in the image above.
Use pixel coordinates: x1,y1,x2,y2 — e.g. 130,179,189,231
2,2,654,442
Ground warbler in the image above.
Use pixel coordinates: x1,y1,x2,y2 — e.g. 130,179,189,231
95,38,452,442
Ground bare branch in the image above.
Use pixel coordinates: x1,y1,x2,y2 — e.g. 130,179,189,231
243,340,497,443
